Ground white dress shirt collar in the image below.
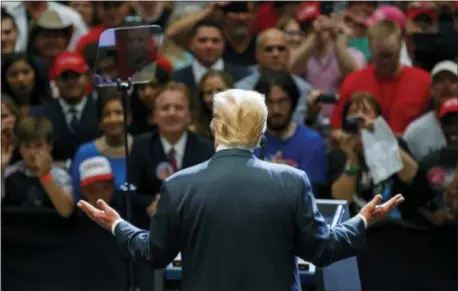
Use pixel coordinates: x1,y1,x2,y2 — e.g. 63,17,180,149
216,144,255,152
192,59,224,85
160,132,188,169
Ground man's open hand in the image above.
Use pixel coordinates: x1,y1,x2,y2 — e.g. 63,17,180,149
359,194,405,226
78,199,121,231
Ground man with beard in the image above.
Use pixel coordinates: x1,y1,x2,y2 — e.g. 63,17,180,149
253,71,327,197
404,60,458,160
31,51,100,164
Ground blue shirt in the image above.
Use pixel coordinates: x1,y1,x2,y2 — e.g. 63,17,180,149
71,141,127,202
254,125,327,185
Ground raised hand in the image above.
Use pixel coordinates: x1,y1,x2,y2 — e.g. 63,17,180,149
359,194,405,226
34,150,52,176
78,199,121,230
1,142,14,170
305,90,322,121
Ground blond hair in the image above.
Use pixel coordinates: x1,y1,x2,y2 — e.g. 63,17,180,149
368,20,402,44
211,89,267,148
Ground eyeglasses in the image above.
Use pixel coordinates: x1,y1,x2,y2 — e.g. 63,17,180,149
284,30,305,38
263,45,287,53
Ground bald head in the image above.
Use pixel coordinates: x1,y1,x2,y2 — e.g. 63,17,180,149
256,28,289,71
257,28,287,46
211,89,267,148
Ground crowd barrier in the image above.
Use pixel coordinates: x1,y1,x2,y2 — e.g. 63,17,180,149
2,207,456,291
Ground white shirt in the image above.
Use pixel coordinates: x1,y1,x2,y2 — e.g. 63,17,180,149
160,132,188,169
2,1,88,52
58,98,87,128
192,59,224,85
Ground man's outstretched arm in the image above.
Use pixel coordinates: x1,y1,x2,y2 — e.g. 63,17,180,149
78,182,180,269
294,172,403,267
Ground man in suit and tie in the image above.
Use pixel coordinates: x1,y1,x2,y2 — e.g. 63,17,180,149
78,89,404,291
172,20,251,90
32,51,100,165
127,81,214,228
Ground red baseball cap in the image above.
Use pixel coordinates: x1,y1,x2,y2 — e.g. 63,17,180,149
365,5,406,29
439,97,458,119
406,2,437,20
53,51,89,76
295,2,320,23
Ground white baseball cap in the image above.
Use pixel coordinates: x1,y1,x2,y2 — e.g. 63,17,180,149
79,156,114,187
431,60,458,77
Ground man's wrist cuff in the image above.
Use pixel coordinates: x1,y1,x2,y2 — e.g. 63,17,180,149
357,214,368,229
111,218,124,235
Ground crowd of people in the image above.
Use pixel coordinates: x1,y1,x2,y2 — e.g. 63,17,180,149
1,1,457,291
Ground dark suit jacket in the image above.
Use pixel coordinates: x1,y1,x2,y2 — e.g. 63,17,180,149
115,149,367,291
30,96,100,162
172,62,251,90
128,131,214,228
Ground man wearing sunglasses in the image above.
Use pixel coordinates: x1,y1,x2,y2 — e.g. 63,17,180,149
236,28,312,126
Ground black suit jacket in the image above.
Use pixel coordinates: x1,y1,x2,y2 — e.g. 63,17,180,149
172,62,251,90
115,149,367,291
30,96,100,162
128,131,214,227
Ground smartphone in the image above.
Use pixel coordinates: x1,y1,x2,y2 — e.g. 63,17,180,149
317,94,338,104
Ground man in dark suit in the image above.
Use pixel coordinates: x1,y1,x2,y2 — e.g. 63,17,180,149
78,89,404,291
172,20,251,90
127,81,214,228
31,51,100,164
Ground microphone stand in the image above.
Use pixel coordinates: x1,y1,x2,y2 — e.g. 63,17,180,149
116,78,139,291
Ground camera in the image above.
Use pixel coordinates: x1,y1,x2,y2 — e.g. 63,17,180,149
317,94,338,104
344,115,363,134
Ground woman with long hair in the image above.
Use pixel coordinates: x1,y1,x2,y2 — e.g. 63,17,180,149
1,94,21,169
1,53,52,116
190,70,234,138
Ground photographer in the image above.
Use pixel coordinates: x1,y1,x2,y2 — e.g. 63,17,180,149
328,92,421,222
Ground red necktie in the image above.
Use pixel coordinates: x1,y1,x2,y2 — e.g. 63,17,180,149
168,148,178,173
